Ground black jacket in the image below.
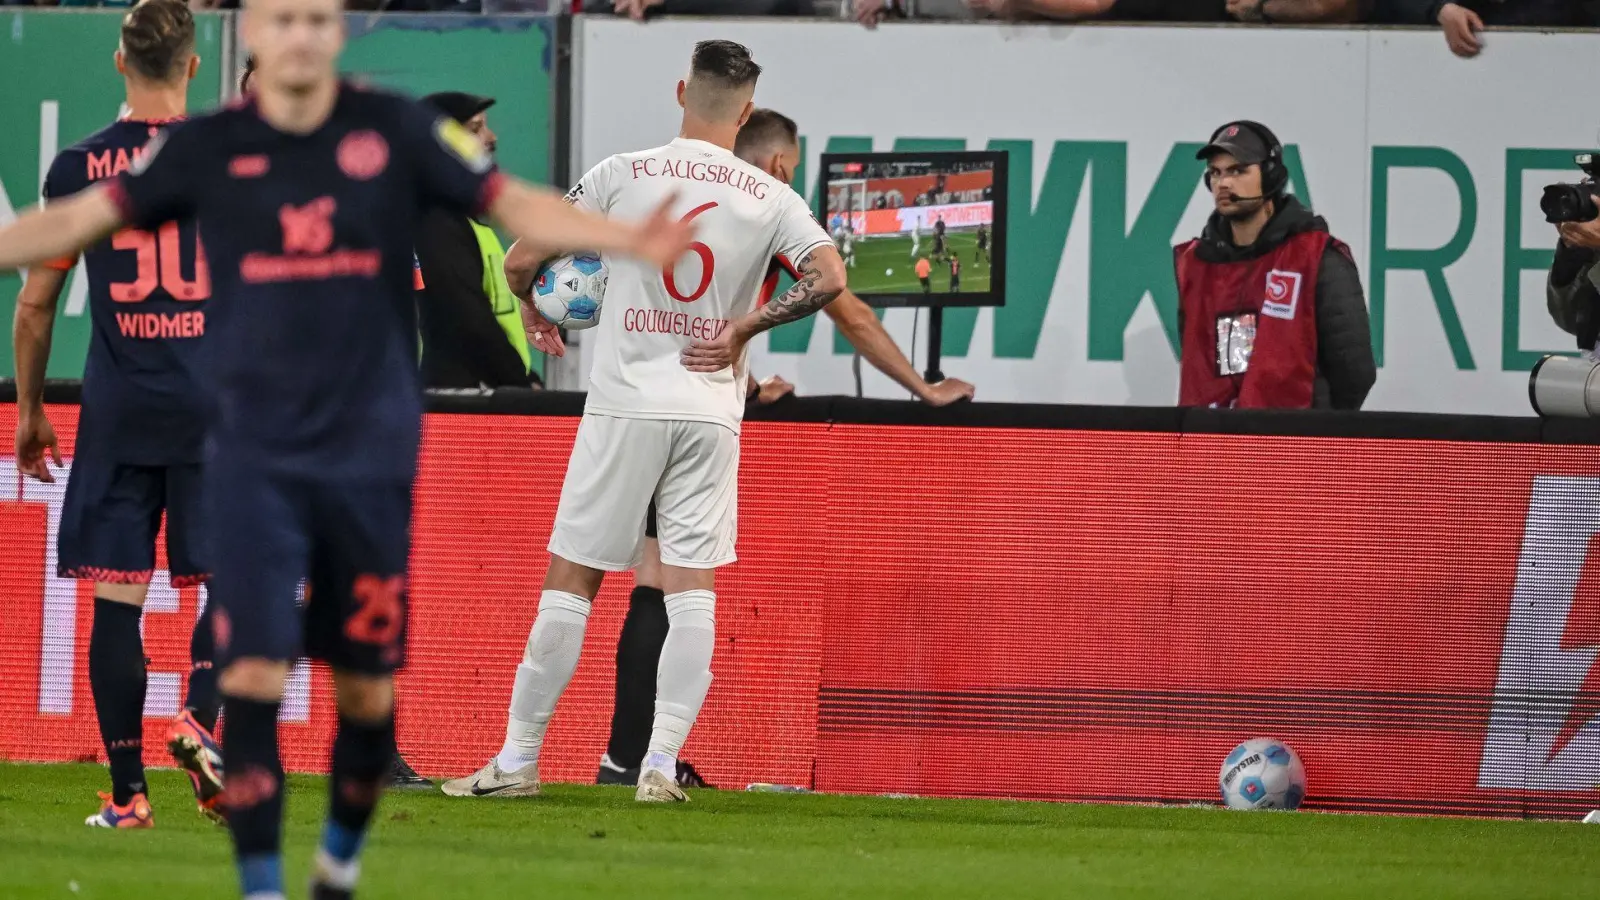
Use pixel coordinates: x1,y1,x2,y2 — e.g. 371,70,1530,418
1373,0,1598,25
1183,195,1377,410
414,209,535,390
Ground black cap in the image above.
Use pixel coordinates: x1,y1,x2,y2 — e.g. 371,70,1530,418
1198,122,1270,166
423,91,495,124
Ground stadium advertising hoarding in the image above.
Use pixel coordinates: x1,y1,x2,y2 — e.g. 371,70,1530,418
3,401,1599,818
575,20,1600,416
0,10,555,381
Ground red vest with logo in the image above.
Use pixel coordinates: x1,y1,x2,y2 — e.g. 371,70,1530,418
1174,230,1334,409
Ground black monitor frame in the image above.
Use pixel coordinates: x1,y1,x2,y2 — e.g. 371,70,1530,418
816,150,1007,311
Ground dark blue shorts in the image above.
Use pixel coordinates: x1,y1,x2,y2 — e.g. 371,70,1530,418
206,466,411,675
57,457,207,587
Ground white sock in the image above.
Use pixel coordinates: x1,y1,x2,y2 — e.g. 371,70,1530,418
312,849,360,891
646,590,715,774
495,590,591,771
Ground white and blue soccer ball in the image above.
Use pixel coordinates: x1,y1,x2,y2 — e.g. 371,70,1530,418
1218,738,1306,810
532,252,607,330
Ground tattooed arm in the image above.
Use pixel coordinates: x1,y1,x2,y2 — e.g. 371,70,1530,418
680,245,847,373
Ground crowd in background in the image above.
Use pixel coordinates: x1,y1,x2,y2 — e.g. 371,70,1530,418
2,0,1596,60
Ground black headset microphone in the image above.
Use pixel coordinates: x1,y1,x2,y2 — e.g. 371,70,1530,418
1202,120,1287,204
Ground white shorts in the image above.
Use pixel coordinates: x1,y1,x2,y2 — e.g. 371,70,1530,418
548,414,739,571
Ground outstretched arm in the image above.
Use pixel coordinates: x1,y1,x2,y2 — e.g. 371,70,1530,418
487,180,691,270
0,187,123,273
826,290,975,405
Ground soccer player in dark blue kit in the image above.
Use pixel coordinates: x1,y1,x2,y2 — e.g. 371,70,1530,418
12,0,224,829
0,0,695,894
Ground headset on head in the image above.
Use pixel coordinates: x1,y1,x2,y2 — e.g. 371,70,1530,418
1201,120,1287,199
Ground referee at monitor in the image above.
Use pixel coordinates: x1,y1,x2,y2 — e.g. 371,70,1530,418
415,91,541,389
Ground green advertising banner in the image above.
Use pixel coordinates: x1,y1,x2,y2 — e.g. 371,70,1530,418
0,11,555,380
0,9,225,379
338,14,553,190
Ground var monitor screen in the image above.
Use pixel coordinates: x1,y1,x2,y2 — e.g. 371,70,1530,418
817,150,1006,308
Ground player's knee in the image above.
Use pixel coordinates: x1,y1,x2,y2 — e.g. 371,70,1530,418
220,657,292,702
543,554,605,598
95,582,148,606
636,538,664,589
332,671,395,724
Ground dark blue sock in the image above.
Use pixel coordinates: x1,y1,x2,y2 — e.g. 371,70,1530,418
238,854,283,897
184,600,220,733
322,712,396,866
89,596,147,806
221,695,284,896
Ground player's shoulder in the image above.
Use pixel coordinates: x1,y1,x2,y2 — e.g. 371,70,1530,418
343,82,418,114
339,83,439,131
47,120,159,194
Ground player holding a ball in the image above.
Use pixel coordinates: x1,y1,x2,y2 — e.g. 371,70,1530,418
500,107,977,791
445,40,849,803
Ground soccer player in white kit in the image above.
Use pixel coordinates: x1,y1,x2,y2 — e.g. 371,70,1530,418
443,40,847,804
910,218,922,260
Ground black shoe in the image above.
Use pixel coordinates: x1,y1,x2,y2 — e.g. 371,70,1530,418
675,760,713,790
388,753,432,792
311,884,353,900
596,753,639,786
595,754,714,789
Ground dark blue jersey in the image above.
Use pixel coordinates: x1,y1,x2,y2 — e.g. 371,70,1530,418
44,118,210,465
110,85,502,480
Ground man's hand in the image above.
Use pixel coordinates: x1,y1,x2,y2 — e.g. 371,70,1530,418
681,323,747,374
630,193,697,269
1226,0,1264,20
918,378,976,406
16,411,61,483
756,375,795,404
1558,202,1600,251
854,0,891,27
1438,2,1484,58
520,298,567,358
613,0,665,19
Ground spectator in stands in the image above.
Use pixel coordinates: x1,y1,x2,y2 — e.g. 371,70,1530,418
1174,120,1374,410
415,91,542,389
858,0,1362,23
1225,0,1365,22
1546,192,1600,357
1372,1,1598,58
610,0,812,19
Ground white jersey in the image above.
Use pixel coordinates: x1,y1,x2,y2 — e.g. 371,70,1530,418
569,138,830,432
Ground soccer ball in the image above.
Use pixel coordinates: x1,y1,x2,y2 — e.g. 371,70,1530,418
532,253,607,330
1218,738,1306,810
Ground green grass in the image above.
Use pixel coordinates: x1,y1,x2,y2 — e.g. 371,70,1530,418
842,232,993,296
2,763,1597,898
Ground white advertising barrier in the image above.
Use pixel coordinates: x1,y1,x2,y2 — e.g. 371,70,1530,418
574,20,1600,414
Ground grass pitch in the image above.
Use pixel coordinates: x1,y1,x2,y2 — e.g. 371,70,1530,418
1,763,1596,899
843,232,993,296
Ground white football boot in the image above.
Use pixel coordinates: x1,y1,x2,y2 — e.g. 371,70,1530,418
440,759,541,798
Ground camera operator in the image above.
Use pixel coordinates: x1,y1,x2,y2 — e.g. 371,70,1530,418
1544,159,1600,356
